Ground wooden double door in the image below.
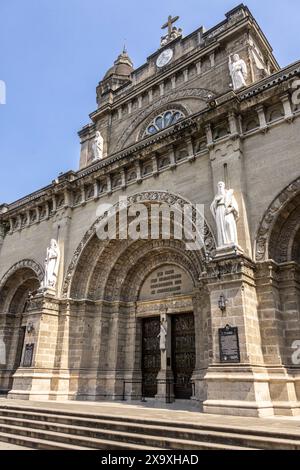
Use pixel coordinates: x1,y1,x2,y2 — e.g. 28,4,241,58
142,313,195,399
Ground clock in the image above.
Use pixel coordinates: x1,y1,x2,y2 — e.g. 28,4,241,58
156,49,173,68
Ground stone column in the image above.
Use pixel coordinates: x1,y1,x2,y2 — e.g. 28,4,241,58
152,154,158,176
135,159,142,183
8,291,64,401
191,289,210,406
202,252,274,417
255,261,300,416
169,146,176,169
256,104,268,132
155,311,174,403
280,93,294,122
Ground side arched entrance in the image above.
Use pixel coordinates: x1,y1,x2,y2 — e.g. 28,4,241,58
0,260,42,393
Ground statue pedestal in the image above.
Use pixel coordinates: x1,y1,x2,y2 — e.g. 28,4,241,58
8,291,67,401
37,286,56,297
214,244,244,259
200,252,274,417
155,313,175,403
155,368,175,404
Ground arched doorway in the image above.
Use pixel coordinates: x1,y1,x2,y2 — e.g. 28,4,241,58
138,264,196,400
255,178,300,263
0,261,42,393
255,179,300,374
64,190,215,404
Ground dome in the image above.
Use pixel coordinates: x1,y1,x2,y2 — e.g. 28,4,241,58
103,48,133,81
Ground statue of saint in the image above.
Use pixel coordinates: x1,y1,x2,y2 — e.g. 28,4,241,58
42,239,60,289
211,182,239,248
158,319,168,351
229,54,248,90
93,131,104,160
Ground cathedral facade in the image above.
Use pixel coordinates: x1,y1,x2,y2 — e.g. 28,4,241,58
1,4,300,417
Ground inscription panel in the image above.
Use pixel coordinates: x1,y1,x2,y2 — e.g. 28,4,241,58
219,325,240,363
139,265,193,301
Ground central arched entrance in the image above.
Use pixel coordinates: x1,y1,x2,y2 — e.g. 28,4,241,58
139,264,196,401
65,191,215,405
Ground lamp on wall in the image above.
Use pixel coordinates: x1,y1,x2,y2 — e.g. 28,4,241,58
218,294,228,313
26,322,35,335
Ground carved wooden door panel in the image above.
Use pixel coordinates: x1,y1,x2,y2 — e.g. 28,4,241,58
172,313,195,399
142,317,161,397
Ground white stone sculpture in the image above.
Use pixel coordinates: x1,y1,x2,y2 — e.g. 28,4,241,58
42,239,60,289
211,182,239,248
229,54,248,90
93,131,104,161
158,320,168,351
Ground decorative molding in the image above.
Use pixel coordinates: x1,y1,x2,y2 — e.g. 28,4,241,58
62,190,216,298
255,177,300,262
115,88,214,152
0,259,44,290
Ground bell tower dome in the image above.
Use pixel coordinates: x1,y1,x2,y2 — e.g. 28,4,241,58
96,48,133,107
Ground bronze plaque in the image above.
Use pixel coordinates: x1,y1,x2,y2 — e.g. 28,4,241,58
219,325,240,363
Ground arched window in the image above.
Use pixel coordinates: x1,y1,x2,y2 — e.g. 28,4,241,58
145,110,184,136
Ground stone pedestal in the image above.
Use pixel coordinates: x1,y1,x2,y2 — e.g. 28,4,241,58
8,291,68,401
155,313,175,403
201,252,274,417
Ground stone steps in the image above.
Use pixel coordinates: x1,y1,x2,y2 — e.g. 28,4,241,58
0,431,92,450
0,411,298,450
0,416,253,450
0,403,299,450
0,423,161,451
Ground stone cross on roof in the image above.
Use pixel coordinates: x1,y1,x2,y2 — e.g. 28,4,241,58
161,15,180,36
160,15,182,47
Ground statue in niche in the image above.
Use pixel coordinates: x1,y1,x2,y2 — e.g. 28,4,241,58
211,182,239,248
42,239,60,289
229,53,248,90
93,131,104,161
158,319,168,351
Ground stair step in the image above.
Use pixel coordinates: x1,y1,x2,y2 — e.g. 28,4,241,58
0,431,93,450
0,415,293,450
1,403,299,443
0,408,299,450
0,423,161,450
0,404,298,451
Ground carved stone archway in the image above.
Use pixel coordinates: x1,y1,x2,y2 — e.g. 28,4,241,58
63,190,216,298
255,177,300,262
0,259,44,292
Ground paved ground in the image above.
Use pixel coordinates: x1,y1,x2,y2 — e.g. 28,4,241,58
0,442,31,450
0,398,300,438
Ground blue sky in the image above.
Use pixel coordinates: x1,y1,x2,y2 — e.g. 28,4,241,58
0,0,299,203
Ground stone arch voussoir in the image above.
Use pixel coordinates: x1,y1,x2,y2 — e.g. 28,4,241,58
63,191,215,298
255,177,300,262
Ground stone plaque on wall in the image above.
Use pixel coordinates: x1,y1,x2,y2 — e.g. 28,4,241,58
219,325,240,363
139,265,194,301
23,343,34,367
